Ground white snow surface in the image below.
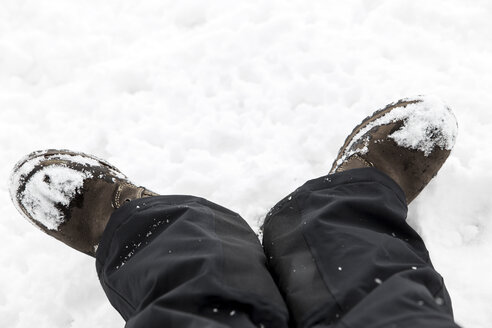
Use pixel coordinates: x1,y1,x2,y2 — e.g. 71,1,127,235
1,1,491,327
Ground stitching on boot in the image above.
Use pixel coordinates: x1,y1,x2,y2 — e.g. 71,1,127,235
114,183,133,208
352,154,374,168
337,154,374,172
114,182,142,208
114,185,123,208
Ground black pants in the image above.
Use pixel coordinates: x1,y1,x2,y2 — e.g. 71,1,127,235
95,168,460,328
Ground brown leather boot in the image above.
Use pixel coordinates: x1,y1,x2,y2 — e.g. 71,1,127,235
10,149,158,257
330,96,458,204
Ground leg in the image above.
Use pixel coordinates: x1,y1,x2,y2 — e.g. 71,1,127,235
97,195,289,328
10,150,289,327
263,168,459,327
263,97,461,327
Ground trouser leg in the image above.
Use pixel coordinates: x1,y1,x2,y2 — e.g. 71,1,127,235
96,195,289,328
263,168,460,328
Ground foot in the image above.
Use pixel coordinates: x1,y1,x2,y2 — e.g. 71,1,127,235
9,149,158,256
330,96,458,204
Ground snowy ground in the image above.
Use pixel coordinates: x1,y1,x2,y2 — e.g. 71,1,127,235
1,0,491,327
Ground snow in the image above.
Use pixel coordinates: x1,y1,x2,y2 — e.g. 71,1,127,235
0,1,491,327
388,96,457,155
16,165,91,231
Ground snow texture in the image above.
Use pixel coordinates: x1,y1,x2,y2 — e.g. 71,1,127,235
1,1,491,327
389,96,457,154
18,165,91,231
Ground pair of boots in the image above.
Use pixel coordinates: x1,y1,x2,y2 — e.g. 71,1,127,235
9,96,459,327
10,96,456,256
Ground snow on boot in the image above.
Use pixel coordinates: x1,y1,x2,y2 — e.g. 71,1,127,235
10,149,158,256
330,96,458,204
